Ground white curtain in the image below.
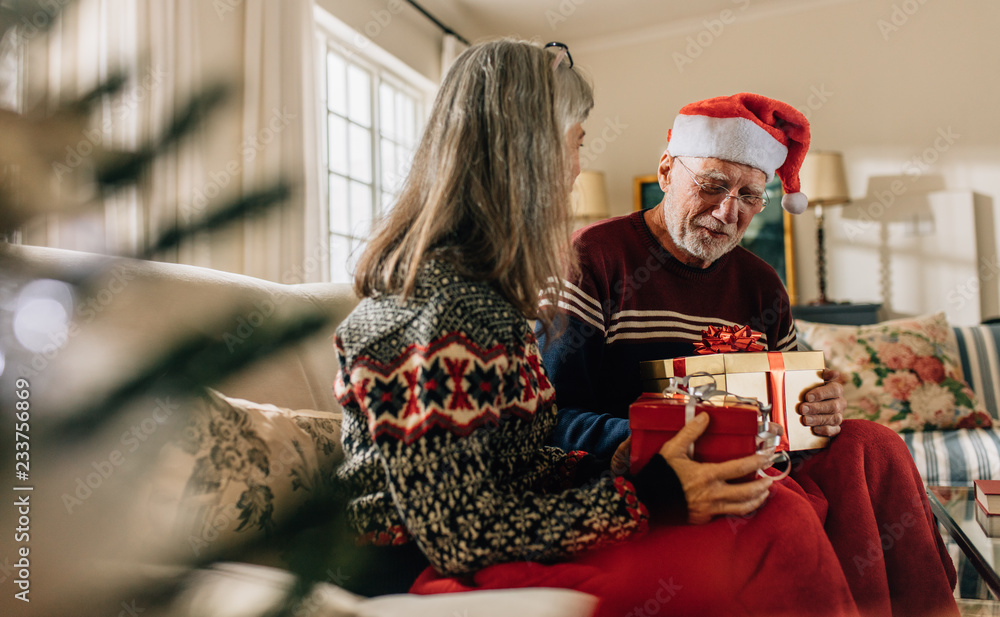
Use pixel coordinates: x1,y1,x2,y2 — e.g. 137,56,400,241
241,0,325,283
0,27,20,111
20,0,325,283
19,0,143,254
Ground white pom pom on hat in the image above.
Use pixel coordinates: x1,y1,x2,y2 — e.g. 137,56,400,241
666,93,811,214
781,192,809,215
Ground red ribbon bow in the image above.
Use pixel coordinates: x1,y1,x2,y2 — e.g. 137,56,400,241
694,324,765,355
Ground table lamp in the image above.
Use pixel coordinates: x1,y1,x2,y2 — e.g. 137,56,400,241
798,151,850,305
571,170,609,227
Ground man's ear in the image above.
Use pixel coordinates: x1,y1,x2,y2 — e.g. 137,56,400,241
657,152,673,191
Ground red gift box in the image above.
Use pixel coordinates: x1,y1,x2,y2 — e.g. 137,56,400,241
629,392,761,476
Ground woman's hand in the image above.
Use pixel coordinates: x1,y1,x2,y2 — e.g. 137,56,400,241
657,412,774,525
611,436,631,476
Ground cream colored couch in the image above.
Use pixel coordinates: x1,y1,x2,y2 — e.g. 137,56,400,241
5,243,354,415
0,244,594,617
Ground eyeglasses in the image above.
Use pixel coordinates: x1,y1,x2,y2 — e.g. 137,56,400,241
545,41,573,69
672,157,767,212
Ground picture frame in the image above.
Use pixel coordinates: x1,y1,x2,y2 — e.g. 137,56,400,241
633,175,662,212
744,177,797,305
632,174,797,304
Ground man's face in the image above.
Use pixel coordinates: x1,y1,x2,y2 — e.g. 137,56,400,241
658,154,767,268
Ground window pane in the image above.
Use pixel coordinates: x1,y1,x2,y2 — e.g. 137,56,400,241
347,64,371,127
327,51,347,116
399,93,416,147
329,174,349,235
328,114,348,175
347,237,364,281
380,82,395,140
395,144,411,192
381,192,395,214
349,180,373,236
395,92,405,142
349,123,372,183
380,138,397,193
329,234,351,284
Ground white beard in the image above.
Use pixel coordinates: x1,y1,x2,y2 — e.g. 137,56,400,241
663,207,741,265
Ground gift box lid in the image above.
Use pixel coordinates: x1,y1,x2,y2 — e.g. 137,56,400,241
640,350,826,380
629,393,760,433
640,355,725,380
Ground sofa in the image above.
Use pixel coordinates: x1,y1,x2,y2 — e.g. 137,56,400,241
795,313,1000,601
0,243,595,617
903,321,1000,486
7,243,995,614
795,314,1000,487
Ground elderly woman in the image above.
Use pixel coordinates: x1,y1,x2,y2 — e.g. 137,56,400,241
333,39,865,616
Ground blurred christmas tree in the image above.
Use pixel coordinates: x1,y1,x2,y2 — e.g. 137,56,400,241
0,2,354,615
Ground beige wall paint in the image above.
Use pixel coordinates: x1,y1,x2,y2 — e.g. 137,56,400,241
561,0,1000,316
315,0,445,83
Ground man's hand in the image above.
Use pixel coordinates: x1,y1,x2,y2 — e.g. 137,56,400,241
658,412,774,525
611,436,631,476
798,368,845,437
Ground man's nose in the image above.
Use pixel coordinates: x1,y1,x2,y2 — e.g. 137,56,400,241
712,195,741,225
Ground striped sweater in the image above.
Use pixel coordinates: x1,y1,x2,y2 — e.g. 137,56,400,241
538,210,798,459
333,260,651,577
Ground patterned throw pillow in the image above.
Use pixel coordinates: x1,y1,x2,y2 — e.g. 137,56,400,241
795,312,992,432
135,389,343,560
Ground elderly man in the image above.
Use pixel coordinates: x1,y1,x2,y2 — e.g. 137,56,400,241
539,93,958,617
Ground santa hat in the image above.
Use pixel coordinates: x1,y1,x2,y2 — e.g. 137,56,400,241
666,93,811,214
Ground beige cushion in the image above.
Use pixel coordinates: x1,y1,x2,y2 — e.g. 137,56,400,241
134,389,342,561
796,312,992,431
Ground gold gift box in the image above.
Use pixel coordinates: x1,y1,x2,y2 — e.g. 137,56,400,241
640,351,829,451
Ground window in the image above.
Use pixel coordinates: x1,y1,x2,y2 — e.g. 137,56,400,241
318,14,433,284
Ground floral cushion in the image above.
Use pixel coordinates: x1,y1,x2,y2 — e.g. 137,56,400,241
795,312,992,432
135,389,342,559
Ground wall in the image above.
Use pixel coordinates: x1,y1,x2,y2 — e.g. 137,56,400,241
827,190,998,325
561,0,1000,319
315,0,446,83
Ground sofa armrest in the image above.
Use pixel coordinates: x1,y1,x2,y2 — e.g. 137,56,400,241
169,562,598,617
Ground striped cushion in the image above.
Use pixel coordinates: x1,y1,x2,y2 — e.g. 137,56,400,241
953,324,1000,420
903,428,1000,485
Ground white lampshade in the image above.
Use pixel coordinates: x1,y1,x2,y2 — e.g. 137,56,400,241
799,151,850,206
571,170,609,219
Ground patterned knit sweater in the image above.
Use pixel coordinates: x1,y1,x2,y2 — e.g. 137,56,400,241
539,210,798,459
333,260,650,577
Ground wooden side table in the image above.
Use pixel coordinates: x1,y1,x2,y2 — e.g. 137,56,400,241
791,303,882,326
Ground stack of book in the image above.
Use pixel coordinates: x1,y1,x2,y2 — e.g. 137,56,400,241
975,480,1000,535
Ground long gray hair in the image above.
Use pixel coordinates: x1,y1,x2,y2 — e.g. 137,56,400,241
354,39,593,334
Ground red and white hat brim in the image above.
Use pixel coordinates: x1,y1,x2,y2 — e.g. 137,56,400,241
668,114,788,182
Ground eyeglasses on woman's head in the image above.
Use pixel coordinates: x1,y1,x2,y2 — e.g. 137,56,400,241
544,41,573,69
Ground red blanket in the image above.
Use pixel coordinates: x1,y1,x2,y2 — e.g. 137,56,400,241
411,421,958,617
791,420,957,617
